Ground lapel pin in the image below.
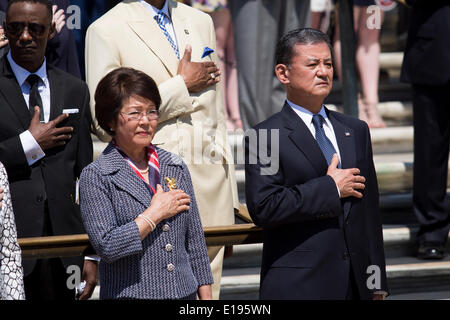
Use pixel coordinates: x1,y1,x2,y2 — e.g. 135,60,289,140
165,177,177,190
345,132,351,137
184,29,189,35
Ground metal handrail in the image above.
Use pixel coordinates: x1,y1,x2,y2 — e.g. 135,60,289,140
17,223,264,260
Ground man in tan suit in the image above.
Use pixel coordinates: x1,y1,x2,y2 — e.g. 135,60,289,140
85,0,239,299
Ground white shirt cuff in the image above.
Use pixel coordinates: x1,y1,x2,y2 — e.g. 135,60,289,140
84,255,101,262
19,130,45,166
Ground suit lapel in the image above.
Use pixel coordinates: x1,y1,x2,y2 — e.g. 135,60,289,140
47,65,65,121
327,109,357,221
0,58,31,130
126,1,179,76
169,0,189,60
282,104,329,176
102,144,153,208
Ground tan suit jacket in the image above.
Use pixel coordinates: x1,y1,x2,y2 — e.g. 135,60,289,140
85,0,238,227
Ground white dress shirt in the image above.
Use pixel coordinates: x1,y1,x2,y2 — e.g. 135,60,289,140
287,99,342,163
139,0,178,48
7,52,49,166
287,99,341,196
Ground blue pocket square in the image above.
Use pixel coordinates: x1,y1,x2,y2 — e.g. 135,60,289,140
202,47,214,58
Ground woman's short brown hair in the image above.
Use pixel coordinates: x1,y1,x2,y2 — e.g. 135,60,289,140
95,67,162,136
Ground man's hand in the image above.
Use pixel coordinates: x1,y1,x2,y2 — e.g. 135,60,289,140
52,5,66,33
0,26,9,48
28,107,73,151
327,154,365,198
177,44,220,93
79,260,98,300
373,293,386,300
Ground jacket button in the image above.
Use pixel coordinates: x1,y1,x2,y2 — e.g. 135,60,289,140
162,224,170,232
343,253,349,260
165,244,173,252
36,195,44,203
167,263,175,272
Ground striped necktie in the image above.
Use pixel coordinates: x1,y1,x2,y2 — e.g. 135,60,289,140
154,10,180,59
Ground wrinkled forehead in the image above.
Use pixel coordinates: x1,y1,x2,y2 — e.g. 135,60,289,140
292,42,333,62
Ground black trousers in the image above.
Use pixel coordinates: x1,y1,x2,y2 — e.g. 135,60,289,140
346,266,360,300
24,201,75,301
24,258,75,301
412,83,450,244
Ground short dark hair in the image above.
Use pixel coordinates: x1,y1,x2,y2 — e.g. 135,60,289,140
275,28,333,66
95,67,162,136
6,0,53,22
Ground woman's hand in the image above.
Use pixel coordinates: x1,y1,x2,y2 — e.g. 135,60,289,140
197,285,212,300
148,184,190,222
135,185,190,239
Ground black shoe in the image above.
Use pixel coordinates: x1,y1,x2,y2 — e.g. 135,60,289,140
417,242,445,260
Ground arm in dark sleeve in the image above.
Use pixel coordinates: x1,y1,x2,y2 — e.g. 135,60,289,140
244,134,342,229
75,84,93,178
362,124,388,294
182,161,213,286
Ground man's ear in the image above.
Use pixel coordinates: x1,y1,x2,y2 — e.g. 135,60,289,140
275,64,290,85
48,22,56,41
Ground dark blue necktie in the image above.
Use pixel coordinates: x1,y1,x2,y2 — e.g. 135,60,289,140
312,114,339,166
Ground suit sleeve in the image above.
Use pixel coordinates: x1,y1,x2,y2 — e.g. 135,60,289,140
244,132,342,229
0,135,31,180
79,166,143,263
362,124,389,294
85,23,120,142
182,161,214,286
85,20,198,140
75,84,93,178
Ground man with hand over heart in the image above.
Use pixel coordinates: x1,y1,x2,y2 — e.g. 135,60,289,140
245,28,388,300
86,0,239,299
0,0,95,300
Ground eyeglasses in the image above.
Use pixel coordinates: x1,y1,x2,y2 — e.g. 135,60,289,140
120,110,160,121
5,22,48,38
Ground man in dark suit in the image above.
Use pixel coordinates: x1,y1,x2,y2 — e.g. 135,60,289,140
400,0,450,259
0,0,96,300
244,28,388,300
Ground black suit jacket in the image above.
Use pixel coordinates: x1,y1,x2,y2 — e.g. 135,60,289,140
244,104,388,299
400,1,450,85
0,57,93,275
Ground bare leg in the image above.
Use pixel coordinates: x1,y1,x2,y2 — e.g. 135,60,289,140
210,9,235,130
333,5,368,122
354,6,385,128
224,12,242,130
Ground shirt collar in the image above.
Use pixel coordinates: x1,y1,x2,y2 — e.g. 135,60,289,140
7,51,48,88
139,0,171,19
286,99,328,124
